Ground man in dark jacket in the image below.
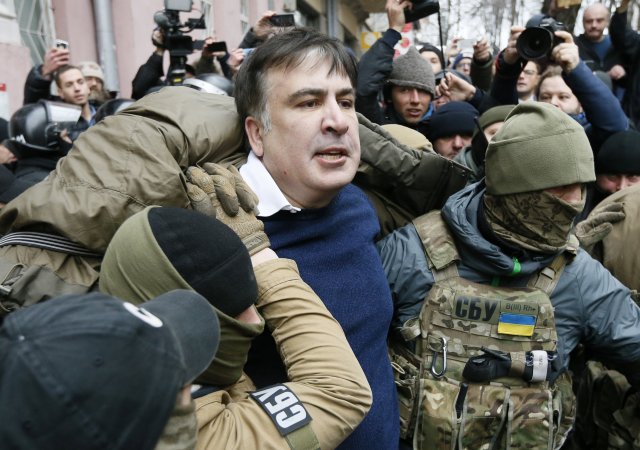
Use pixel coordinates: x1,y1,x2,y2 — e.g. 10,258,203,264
610,0,640,129
22,47,110,107
356,0,435,136
575,3,626,97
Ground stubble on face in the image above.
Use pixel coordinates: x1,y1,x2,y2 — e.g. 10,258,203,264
249,57,361,209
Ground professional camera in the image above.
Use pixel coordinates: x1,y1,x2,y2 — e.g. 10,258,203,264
404,0,440,23
516,16,567,61
153,0,206,85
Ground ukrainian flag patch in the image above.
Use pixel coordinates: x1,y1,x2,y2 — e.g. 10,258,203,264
497,313,536,336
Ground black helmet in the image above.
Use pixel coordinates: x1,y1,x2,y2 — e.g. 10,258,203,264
8,100,81,158
183,73,234,96
93,98,136,123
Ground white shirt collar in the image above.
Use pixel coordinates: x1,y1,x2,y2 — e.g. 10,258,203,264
239,151,301,217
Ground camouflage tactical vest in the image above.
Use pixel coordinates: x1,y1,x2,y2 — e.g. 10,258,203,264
390,211,576,450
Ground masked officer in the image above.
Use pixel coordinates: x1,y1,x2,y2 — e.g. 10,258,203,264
378,101,640,450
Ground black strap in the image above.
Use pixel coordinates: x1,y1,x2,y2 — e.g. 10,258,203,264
0,232,102,258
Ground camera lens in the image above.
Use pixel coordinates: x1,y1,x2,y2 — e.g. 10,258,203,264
516,27,554,60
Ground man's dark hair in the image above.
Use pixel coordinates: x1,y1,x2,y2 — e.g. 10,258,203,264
53,64,83,87
419,43,445,69
234,27,358,132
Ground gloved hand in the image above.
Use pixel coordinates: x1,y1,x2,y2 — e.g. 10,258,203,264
575,202,625,252
186,163,270,255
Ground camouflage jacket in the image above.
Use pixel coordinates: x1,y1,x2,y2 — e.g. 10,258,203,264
378,181,640,384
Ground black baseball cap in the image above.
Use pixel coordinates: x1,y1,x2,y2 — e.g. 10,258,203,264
0,290,220,450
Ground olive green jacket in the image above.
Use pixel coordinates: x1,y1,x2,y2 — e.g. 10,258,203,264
0,87,469,306
589,184,640,292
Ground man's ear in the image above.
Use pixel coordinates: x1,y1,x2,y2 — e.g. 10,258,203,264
245,116,264,157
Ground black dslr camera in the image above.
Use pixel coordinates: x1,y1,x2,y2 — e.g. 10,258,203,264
516,17,567,61
404,0,440,23
153,0,205,85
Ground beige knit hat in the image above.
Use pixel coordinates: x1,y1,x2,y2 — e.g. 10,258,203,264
485,101,595,195
381,124,433,152
387,47,436,96
77,61,105,82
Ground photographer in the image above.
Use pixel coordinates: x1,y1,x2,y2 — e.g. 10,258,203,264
610,0,640,129
224,11,296,78
131,29,227,100
490,20,627,154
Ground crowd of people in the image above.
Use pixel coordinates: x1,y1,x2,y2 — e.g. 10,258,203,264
0,2,639,449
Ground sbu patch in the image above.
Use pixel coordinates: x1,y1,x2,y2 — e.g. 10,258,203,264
250,384,312,436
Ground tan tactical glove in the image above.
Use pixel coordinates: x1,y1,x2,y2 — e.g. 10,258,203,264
574,202,626,253
186,163,270,255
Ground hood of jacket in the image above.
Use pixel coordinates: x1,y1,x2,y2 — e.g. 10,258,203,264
441,181,559,278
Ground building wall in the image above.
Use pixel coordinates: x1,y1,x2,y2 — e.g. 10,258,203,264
111,0,165,98
0,0,367,117
52,0,98,62
0,2,32,119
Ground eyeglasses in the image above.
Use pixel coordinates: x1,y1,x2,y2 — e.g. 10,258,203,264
457,62,471,69
522,69,539,76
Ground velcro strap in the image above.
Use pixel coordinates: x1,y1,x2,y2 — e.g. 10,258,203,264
530,350,549,382
285,425,320,450
509,351,527,377
0,232,102,258
412,211,460,271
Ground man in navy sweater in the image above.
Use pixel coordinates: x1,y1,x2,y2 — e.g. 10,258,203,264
232,29,400,449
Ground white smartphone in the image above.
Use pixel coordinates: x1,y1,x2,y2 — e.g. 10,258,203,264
55,39,69,50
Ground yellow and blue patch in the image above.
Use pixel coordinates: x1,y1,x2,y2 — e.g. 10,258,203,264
497,313,536,337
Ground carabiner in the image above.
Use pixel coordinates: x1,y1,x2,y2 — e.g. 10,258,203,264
430,336,448,378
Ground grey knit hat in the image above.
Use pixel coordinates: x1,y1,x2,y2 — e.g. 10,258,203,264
387,46,436,96
485,101,595,195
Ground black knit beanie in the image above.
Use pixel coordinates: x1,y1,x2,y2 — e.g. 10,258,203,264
148,207,257,317
596,130,640,175
419,43,445,68
427,101,478,141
